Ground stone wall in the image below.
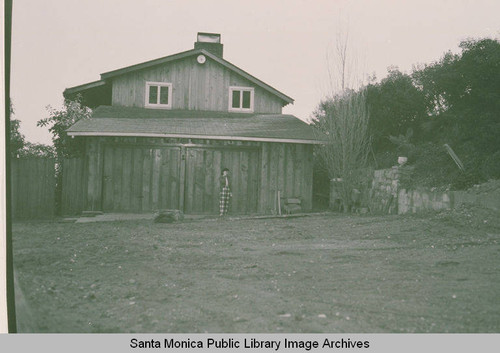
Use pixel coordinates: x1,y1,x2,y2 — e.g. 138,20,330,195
397,188,500,214
371,166,454,215
398,189,452,214
370,167,400,214
398,182,500,215
331,165,500,215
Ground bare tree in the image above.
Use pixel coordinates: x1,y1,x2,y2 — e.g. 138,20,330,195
325,26,364,95
315,28,372,212
314,91,371,211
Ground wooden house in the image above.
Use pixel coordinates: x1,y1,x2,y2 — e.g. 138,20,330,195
65,33,324,215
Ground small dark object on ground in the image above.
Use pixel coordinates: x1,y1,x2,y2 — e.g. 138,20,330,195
358,207,369,214
153,209,184,223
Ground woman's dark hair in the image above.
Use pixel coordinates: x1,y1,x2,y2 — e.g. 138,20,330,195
221,168,229,174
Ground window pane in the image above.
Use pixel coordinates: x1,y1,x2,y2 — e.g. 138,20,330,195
232,90,240,108
242,90,251,109
148,86,158,104
159,86,169,104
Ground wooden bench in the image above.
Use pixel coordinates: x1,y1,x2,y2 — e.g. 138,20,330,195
281,197,302,214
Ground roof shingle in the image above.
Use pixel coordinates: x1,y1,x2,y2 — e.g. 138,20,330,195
67,106,325,144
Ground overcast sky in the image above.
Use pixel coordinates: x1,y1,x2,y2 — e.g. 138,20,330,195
10,0,500,145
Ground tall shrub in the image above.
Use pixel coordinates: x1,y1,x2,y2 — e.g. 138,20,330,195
313,90,372,211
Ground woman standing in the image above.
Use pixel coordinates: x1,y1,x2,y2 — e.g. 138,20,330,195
219,168,232,217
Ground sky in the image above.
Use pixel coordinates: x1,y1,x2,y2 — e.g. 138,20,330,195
10,0,500,145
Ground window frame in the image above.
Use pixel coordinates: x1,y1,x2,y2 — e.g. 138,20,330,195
145,81,173,109
228,86,254,112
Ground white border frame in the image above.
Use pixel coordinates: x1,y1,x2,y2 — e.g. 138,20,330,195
0,1,7,332
228,86,254,113
145,81,172,109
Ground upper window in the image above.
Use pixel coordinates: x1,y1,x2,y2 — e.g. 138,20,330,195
229,86,254,112
145,82,172,109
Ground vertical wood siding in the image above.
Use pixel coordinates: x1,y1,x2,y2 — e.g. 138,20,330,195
11,158,55,219
101,145,181,212
61,157,87,215
85,137,104,211
183,147,260,214
83,138,313,214
111,57,284,114
258,143,313,213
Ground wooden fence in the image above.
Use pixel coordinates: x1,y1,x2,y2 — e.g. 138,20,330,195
10,158,56,219
60,157,87,215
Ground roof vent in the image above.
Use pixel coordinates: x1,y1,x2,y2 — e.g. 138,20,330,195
194,32,223,58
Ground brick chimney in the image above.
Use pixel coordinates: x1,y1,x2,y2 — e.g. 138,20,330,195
194,32,223,58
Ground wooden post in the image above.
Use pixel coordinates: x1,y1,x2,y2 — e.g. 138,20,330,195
86,139,96,211
273,189,277,215
277,190,281,215
259,143,269,213
179,146,186,212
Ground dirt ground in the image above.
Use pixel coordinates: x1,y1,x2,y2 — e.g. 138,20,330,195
12,209,500,333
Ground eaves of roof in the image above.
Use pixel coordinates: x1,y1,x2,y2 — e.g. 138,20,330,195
66,106,326,145
64,79,107,96
100,49,199,79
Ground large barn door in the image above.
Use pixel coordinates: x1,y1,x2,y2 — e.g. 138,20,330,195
184,147,260,214
102,146,181,212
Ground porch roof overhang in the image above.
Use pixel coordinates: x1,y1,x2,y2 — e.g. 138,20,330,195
66,106,327,145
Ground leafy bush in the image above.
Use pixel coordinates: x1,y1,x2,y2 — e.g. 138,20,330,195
38,95,91,159
368,38,500,190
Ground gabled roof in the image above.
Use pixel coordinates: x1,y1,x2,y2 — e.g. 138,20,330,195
64,79,112,108
64,48,294,105
67,106,325,145
64,79,106,94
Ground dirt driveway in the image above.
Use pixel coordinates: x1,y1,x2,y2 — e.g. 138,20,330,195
12,211,500,333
